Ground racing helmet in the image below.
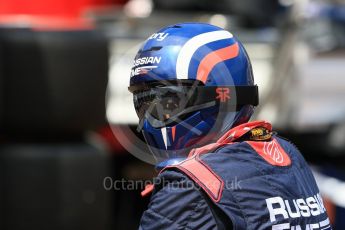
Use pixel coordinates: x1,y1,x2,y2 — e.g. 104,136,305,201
128,23,258,168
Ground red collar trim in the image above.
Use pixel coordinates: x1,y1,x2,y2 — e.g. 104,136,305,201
187,120,272,157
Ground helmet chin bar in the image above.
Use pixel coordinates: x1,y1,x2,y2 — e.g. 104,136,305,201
141,109,216,163
141,107,252,168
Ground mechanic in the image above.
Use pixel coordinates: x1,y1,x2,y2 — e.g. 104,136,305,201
128,22,331,230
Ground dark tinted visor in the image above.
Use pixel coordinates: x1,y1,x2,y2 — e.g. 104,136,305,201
132,86,197,122
129,81,259,124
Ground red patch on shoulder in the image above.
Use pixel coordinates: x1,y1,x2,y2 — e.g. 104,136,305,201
162,155,224,202
246,138,291,166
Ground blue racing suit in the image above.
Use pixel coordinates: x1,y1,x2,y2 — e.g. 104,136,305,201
139,121,331,230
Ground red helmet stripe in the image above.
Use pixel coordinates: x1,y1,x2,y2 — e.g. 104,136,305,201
197,42,239,83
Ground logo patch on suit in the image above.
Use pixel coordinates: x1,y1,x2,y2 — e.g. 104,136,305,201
246,138,291,166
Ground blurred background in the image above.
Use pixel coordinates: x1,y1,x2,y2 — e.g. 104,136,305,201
0,0,344,229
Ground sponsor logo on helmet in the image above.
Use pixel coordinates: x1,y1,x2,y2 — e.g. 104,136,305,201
148,33,169,41
130,66,157,77
130,56,161,77
133,56,161,67
216,87,231,102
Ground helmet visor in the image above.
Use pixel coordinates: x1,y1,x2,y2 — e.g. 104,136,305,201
129,82,258,127
133,86,197,122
